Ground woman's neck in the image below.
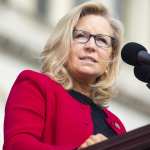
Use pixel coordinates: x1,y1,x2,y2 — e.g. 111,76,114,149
73,80,92,97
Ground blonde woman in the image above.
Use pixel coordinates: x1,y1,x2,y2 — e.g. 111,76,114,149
3,1,126,150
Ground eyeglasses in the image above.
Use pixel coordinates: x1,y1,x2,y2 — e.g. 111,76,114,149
73,29,116,49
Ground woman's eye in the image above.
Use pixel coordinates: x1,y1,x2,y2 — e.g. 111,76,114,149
75,33,85,38
96,37,107,44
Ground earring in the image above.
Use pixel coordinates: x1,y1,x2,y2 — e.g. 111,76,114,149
104,67,109,75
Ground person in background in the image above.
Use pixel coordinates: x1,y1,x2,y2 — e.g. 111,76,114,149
3,1,126,150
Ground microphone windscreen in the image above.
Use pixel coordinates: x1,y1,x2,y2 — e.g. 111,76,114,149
134,65,150,83
121,42,147,66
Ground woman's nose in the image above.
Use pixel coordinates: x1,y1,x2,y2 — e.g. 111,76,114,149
84,37,97,52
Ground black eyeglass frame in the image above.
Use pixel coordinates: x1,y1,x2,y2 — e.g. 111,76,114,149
73,29,116,49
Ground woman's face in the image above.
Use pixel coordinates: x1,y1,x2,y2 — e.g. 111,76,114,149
66,14,114,83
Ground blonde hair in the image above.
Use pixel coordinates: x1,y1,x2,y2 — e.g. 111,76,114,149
41,1,124,106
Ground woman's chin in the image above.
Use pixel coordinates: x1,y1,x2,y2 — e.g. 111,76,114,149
77,68,100,78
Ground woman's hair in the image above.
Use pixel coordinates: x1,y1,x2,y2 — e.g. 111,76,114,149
41,1,124,106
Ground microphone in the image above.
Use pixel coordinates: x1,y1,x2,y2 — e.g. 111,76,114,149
134,65,150,83
121,42,150,66
134,65,150,89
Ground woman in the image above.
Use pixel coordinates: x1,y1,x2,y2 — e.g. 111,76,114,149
3,1,126,150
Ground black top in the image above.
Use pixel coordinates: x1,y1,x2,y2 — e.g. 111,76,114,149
68,90,116,138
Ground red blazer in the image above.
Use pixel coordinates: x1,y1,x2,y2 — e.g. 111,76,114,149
3,70,126,150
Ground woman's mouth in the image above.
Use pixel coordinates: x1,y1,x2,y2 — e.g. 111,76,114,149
79,56,97,63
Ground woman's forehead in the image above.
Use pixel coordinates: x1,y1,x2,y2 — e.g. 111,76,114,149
75,15,113,36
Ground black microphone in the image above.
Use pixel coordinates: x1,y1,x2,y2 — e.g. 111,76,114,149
134,64,150,89
134,65,150,83
121,42,150,66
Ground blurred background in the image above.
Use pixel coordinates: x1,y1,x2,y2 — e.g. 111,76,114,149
0,0,150,148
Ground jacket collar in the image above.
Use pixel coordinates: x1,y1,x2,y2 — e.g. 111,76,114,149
103,108,126,135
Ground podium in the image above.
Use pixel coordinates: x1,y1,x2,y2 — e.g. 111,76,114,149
84,124,150,150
